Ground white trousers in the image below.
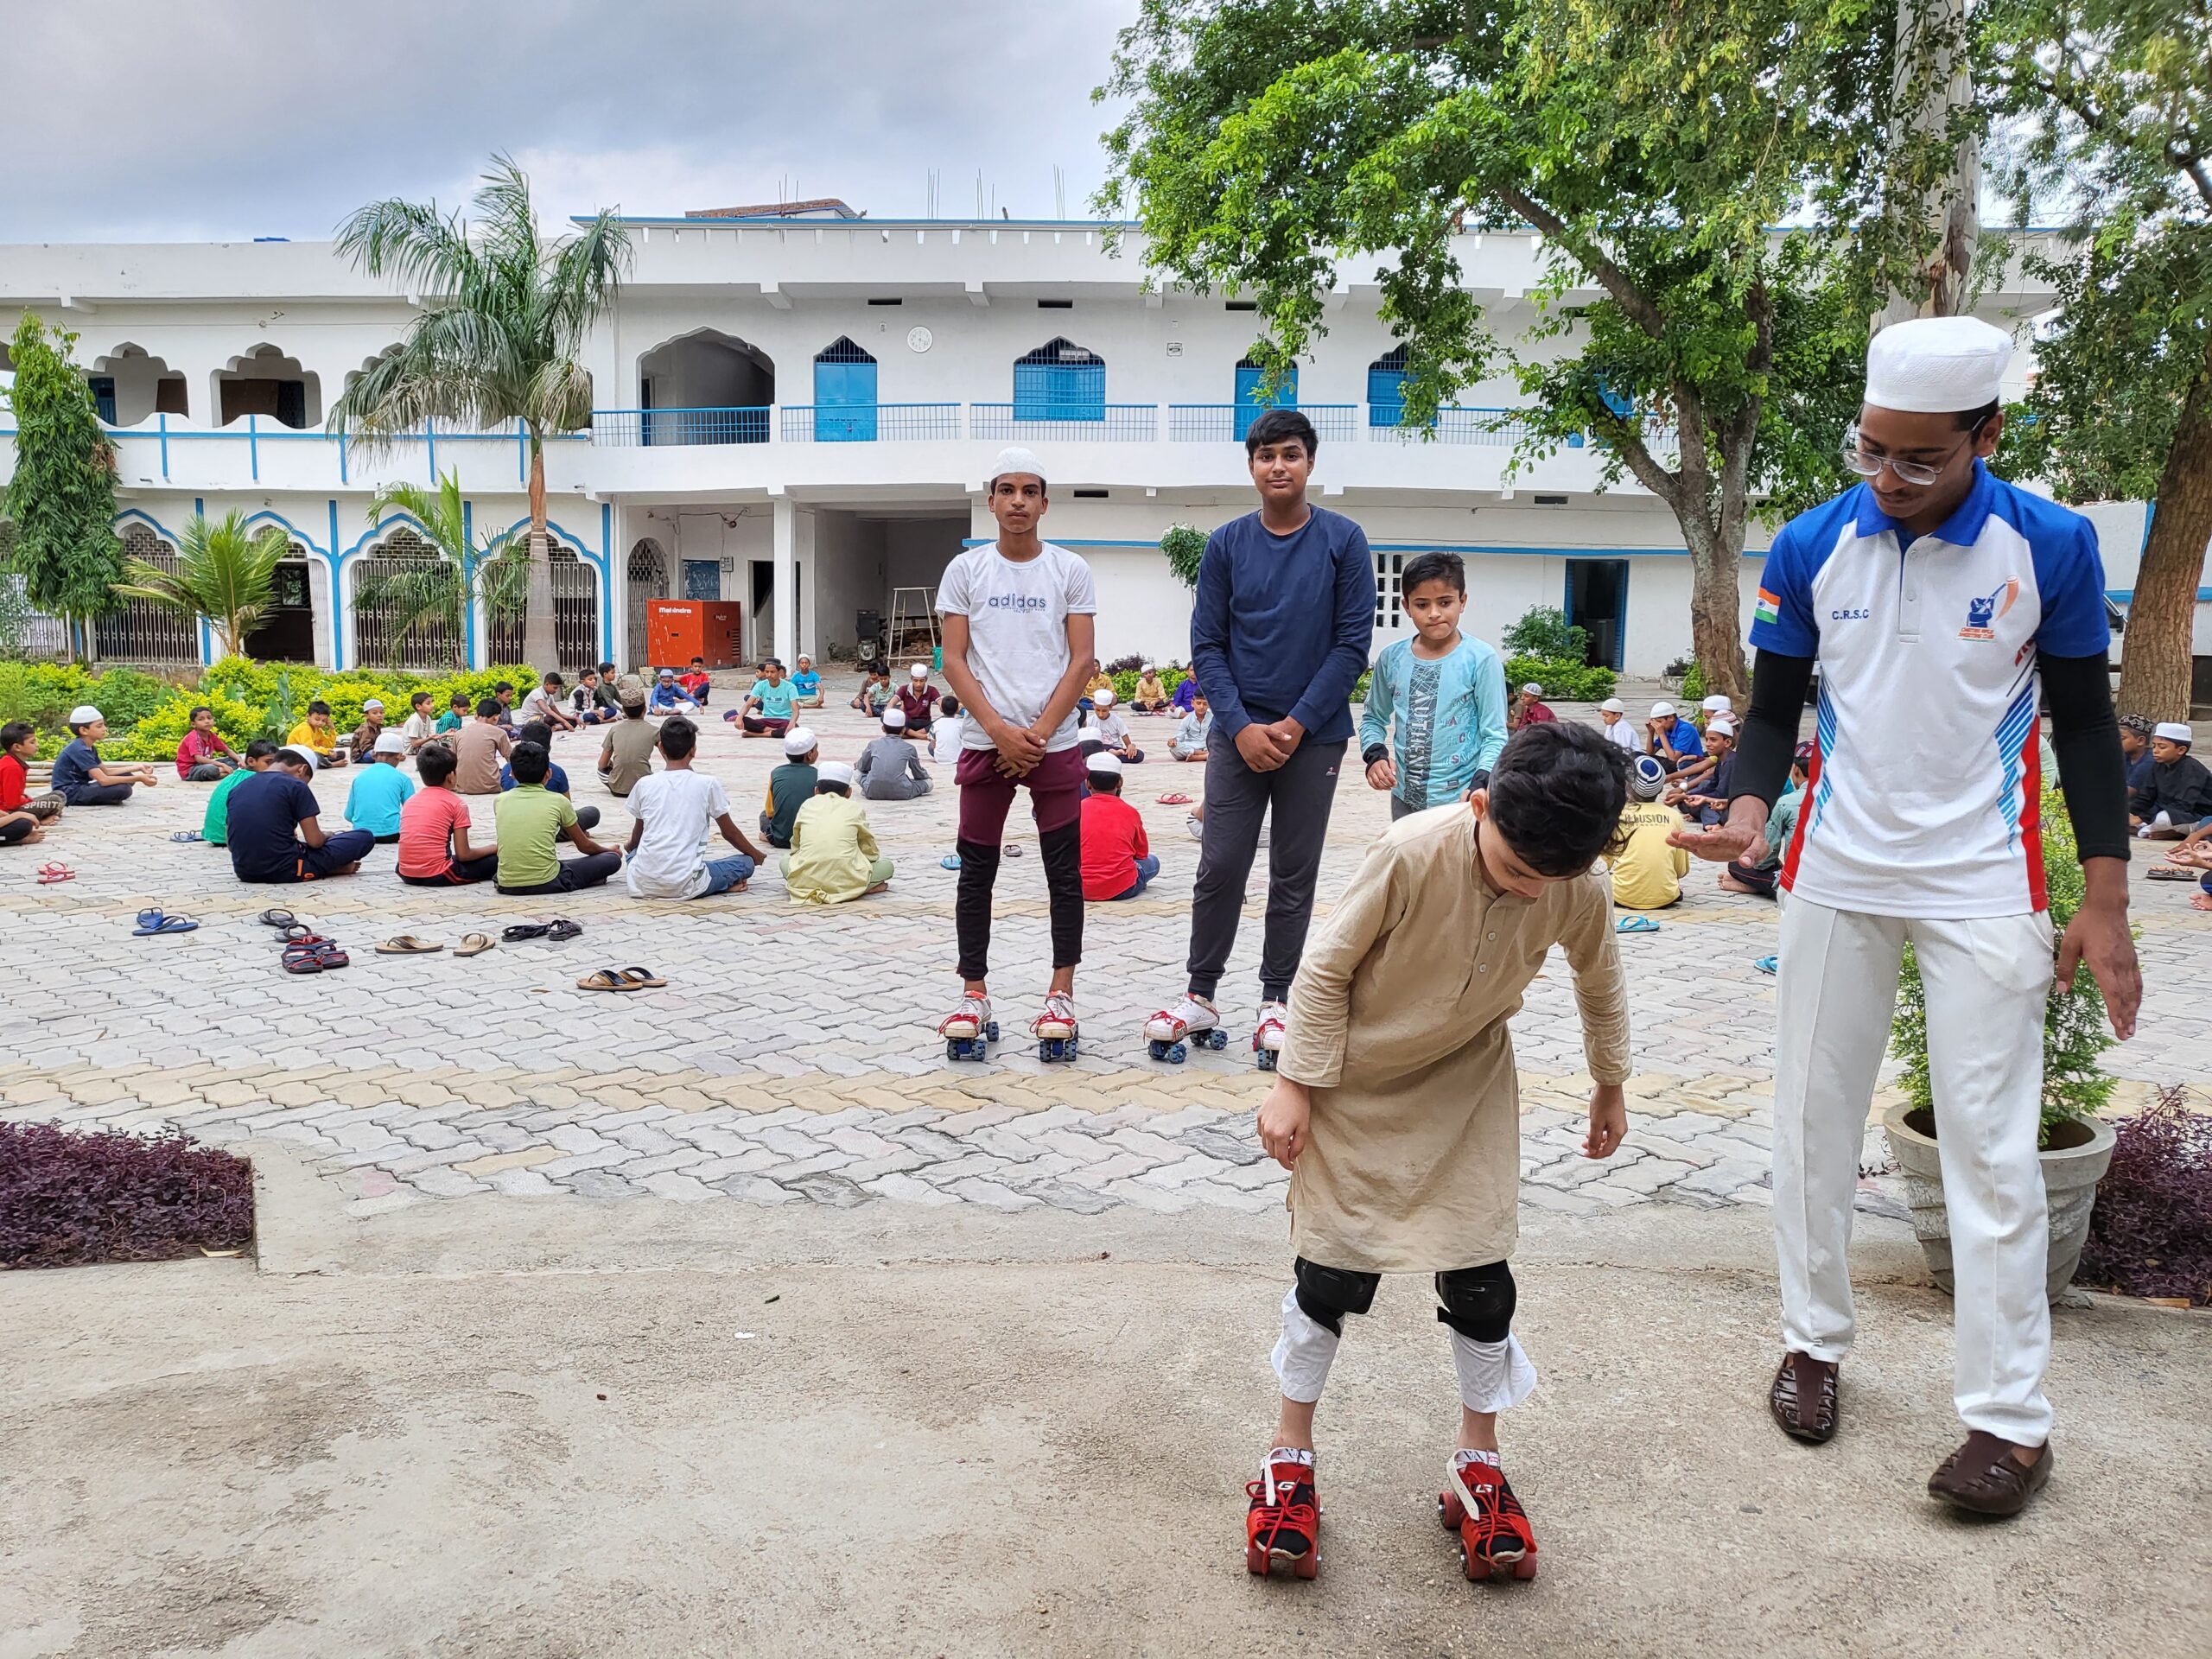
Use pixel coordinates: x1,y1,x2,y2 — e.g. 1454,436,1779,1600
1271,1288,1539,1414
1772,896,2056,1444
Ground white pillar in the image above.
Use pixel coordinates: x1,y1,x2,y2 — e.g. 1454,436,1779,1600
772,497,803,664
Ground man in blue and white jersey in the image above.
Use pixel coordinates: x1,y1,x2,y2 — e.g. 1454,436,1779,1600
1683,316,2140,1518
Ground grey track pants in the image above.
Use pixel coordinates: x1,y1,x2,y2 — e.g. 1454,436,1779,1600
1184,735,1345,1003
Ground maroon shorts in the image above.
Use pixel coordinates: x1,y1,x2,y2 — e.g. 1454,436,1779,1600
955,746,1084,844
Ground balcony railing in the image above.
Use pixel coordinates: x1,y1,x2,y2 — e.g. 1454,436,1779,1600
779,403,962,443
1166,404,1359,443
1366,406,1535,445
592,407,771,447
970,404,1160,442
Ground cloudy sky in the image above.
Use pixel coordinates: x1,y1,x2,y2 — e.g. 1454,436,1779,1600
2,0,1137,242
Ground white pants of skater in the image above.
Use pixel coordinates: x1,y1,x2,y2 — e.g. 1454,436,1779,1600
1772,895,2055,1445
1272,1288,1538,1413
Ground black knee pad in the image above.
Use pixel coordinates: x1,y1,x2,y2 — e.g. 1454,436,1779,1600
1434,1262,1516,1344
1294,1257,1380,1338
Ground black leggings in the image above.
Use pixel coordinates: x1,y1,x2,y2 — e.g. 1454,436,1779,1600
0,816,34,845
1186,738,1345,1002
954,818,1082,981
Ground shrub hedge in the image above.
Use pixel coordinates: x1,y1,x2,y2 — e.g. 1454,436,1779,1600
1503,654,1618,702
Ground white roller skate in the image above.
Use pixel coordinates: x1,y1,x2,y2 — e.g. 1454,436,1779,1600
1144,994,1229,1065
938,993,998,1064
1253,1000,1288,1071
1031,991,1079,1064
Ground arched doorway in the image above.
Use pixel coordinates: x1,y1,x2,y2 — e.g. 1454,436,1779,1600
636,330,773,444
1013,337,1106,423
626,538,667,670
351,525,464,671
241,544,320,664
214,345,321,428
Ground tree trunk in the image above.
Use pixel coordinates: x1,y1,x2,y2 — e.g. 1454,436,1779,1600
1683,512,1751,706
2115,351,2212,722
522,433,558,673
1880,0,1977,325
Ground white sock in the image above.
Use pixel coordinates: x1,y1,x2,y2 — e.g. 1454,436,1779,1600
1452,1447,1502,1471
1271,1287,1339,1403
1449,1332,1539,1413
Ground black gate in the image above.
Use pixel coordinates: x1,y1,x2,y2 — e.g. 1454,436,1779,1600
94,524,200,664
488,546,600,671
626,539,666,671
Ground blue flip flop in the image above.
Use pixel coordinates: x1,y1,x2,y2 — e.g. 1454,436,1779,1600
132,910,199,936
168,830,203,843
940,855,962,871
1753,955,1779,975
1616,914,1661,934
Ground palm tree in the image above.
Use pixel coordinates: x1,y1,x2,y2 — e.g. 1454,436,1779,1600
356,472,531,671
327,154,630,670
109,510,289,661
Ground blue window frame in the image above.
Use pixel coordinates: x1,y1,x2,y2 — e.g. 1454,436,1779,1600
1367,346,1410,427
813,337,879,442
1014,337,1105,422
88,376,117,423
1234,358,1297,441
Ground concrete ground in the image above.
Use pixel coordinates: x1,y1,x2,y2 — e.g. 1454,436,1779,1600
3,1183,2208,1659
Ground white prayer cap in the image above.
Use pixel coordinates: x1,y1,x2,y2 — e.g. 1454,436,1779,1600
1521,682,1542,696
1600,697,1625,714
2154,721,2194,744
1700,694,1732,713
67,704,103,725
782,726,817,756
1094,686,1116,708
361,697,385,711
910,662,930,679
1649,701,1676,719
1086,752,1123,778
1708,717,1737,738
1865,316,2013,414
1141,663,1156,673
276,747,315,768
883,707,908,728
372,731,406,755
817,760,855,786
988,445,1046,486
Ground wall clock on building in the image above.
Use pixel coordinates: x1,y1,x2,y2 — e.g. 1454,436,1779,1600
907,326,934,353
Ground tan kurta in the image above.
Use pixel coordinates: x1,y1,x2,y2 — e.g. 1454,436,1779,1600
1279,804,1630,1273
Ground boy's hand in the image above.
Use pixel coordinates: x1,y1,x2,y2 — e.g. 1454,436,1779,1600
1235,725,1287,773
1255,1077,1312,1170
1582,1083,1627,1159
1365,757,1396,791
1673,796,1765,862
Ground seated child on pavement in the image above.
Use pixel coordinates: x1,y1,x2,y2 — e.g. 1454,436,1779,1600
499,721,602,829
895,663,938,736
176,705,238,782
677,658,714,708
288,700,347,769
762,727,818,849
226,748,376,883
1717,744,1808,899
493,741,623,894
396,741,499,886
858,709,932,800
781,761,893,904
1171,693,1214,762
344,731,417,842
622,715,768,900
1079,753,1157,900
734,659,799,736
930,695,967,765
1604,754,1689,911
649,668,701,715
1085,686,1144,763
203,741,278,846
52,706,161,804
790,655,824,708
1132,664,1171,714
0,721,67,834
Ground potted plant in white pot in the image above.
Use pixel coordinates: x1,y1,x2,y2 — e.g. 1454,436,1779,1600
1883,785,2120,1298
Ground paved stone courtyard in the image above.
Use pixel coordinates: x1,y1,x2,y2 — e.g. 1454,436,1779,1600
3,689,2203,1223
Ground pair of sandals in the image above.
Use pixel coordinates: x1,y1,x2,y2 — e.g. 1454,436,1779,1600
260,906,346,972
576,966,667,993
132,907,198,936
374,934,496,957
503,918,582,943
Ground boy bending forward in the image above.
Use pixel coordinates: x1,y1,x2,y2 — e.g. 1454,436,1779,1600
1247,722,1630,1585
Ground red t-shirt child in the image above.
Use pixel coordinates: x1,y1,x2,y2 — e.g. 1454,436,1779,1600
175,727,236,779
677,668,712,701
0,752,31,811
397,786,474,879
1079,791,1151,901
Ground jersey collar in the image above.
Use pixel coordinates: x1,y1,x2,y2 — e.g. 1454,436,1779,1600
1851,459,1996,548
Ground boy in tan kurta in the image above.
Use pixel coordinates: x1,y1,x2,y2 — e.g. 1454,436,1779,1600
1244,722,1632,1586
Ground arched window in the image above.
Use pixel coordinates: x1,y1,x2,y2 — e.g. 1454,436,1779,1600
1367,345,1411,429
1014,337,1105,423
1235,355,1298,441
812,337,879,442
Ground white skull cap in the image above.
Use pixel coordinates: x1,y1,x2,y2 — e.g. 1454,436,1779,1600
1865,316,2013,413
782,727,817,755
988,445,1046,487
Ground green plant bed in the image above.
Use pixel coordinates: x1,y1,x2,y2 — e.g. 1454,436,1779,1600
1503,654,1617,702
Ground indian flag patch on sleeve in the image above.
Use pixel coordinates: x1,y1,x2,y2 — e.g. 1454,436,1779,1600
1754,588,1782,626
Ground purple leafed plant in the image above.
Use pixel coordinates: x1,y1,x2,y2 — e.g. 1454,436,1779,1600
2076,1086,2212,1306
0,1121,254,1269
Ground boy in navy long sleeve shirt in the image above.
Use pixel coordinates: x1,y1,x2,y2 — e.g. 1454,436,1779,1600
1146,408,1377,1068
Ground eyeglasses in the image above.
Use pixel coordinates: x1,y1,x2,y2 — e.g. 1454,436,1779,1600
1840,425,1976,487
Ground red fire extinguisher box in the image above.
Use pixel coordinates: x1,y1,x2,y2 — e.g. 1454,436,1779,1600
646,601,744,670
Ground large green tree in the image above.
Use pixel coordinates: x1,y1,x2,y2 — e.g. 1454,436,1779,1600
1983,0,2209,721
1098,0,1963,699
3,315,122,662
328,155,629,671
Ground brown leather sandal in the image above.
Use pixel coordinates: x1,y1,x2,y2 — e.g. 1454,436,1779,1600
1769,1351,1840,1444
1927,1432,2050,1516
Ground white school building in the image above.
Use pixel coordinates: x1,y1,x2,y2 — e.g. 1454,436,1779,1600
0,200,2173,678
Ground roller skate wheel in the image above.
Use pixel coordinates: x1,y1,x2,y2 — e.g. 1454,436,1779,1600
1245,1542,1268,1577
1203,1027,1230,1050
1147,1039,1188,1065
1255,1048,1278,1071
1438,1493,1464,1531
985,1021,1001,1042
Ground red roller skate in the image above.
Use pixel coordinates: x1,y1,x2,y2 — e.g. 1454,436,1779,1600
1244,1449,1319,1580
1439,1454,1538,1581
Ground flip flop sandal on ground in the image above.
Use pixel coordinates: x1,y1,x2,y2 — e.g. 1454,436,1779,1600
1155,793,1193,806
617,966,667,988
35,864,74,884
1001,844,1023,858
940,855,962,871
2147,866,2199,880
502,923,550,941
375,937,443,954
576,969,640,992
1753,955,1779,975
1616,915,1661,934
258,908,296,928
276,924,316,944
546,919,582,941
132,911,200,936
455,933,494,958
168,831,203,843
314,942,350,969
281,944,323,975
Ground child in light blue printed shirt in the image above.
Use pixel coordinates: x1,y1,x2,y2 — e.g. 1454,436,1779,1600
1358,551,1509,818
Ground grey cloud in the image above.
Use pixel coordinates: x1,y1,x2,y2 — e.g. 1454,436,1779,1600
2,0,1134,241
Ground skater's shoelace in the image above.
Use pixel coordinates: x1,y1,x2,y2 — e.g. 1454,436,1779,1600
1455,1467,1527,1560
1247,1463,1316,1559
